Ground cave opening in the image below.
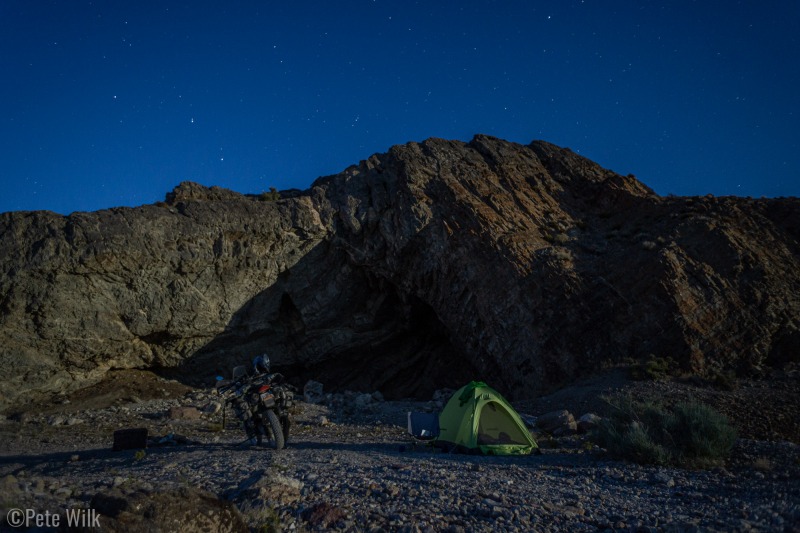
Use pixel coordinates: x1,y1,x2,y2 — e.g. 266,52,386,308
285,286,479,400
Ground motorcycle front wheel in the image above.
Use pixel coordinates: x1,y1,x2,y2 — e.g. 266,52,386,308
281,415,291,443
263,410,285,450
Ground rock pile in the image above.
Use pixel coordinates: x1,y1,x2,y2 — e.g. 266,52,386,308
300,380,388,422
528,409,601,438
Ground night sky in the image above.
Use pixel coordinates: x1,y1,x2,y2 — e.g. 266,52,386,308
1,1,798,215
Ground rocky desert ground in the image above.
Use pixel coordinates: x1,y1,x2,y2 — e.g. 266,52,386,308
1,368,798,532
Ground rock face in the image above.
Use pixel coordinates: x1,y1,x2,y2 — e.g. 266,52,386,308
1,135,799,409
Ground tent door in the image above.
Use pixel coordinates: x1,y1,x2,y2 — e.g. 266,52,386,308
477,401,531,446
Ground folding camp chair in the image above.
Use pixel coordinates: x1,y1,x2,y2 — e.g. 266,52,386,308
407,411,440,441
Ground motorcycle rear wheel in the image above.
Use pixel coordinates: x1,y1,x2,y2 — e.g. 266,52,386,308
264,410,285,450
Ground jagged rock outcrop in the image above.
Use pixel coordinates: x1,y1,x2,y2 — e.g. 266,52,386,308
1,135,798,409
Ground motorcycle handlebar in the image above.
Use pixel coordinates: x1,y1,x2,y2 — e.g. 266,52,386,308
216,374,250,394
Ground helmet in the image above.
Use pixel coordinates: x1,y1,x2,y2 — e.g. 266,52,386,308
253,354,270,374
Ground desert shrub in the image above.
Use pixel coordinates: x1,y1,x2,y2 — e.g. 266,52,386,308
596,397,672,465
621,422,671,465
595,396,736,468
668,402,737,465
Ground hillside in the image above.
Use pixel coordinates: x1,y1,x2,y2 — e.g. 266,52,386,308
1,135,798,409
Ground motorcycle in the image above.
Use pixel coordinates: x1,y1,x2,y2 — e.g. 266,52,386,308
216,356,294,450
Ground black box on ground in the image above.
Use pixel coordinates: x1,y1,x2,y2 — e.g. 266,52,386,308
112,428,148,451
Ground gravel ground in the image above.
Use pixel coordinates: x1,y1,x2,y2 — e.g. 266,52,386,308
0,371,798,532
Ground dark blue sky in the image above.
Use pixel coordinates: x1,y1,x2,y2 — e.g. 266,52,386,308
1,1,798,214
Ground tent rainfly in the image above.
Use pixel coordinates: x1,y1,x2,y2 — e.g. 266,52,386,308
436,381,537,455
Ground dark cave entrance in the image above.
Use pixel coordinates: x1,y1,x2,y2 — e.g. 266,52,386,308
283,287,478,400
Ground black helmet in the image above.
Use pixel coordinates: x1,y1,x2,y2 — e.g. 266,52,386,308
253,354,270,374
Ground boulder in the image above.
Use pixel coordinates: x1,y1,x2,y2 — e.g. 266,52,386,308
553,420,579,437
354,393,374,410
536,410,575,434
577,413,602,433
303,380,325,404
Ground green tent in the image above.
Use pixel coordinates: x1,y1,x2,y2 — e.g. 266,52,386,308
436,381,537,455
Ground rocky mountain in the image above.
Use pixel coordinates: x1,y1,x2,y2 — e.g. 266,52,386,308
1,135,798,410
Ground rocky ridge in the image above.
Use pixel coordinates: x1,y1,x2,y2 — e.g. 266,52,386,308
1,135,799,409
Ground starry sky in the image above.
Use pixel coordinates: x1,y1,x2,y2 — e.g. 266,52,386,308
1,1,798,215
